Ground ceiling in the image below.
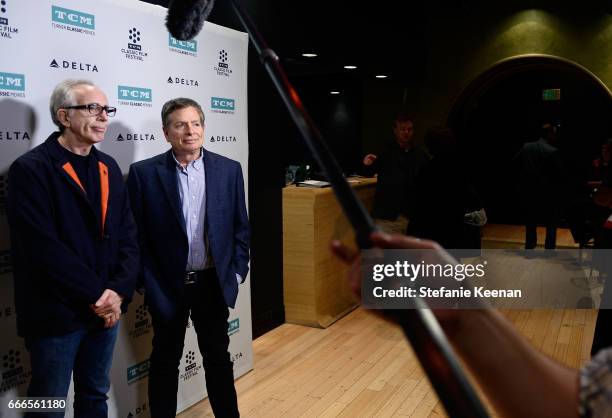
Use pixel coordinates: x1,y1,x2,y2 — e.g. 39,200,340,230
142,0,612,82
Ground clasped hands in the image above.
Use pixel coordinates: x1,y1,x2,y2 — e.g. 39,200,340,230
90,289,123,328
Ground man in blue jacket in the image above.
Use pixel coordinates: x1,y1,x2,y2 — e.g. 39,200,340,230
127,98,250,417
6,79,139,417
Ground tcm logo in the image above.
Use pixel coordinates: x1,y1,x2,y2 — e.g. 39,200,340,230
0,72,24,91
51,6,95,30
228,318,240,336
118,86,152,102
169,34,197,54
211,97,235,113
127,359,150,384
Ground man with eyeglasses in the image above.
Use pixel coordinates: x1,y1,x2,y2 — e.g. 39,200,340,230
127,98,249,417
6,79,139,417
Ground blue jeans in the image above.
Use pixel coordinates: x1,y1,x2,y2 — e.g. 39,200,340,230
24,323,119,418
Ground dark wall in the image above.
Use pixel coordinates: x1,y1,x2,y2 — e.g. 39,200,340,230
207,1,287,338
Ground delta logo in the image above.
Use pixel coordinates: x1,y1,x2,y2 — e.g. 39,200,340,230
49,58,99,73
211,97,235,115
167,76,199,87
210,135,237,143
169,34,197,57
116,133,156,142
0,71,25,98
51,5,95,36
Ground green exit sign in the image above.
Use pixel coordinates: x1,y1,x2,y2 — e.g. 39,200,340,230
542,88,561,101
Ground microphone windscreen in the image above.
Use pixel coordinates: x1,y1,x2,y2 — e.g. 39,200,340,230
166,0,215,41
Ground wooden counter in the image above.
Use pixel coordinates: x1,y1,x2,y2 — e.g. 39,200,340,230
282,177,377,328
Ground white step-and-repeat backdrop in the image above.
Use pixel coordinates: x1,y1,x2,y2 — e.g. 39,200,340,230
0,0,252,416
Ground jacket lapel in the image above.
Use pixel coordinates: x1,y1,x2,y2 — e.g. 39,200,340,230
157,151,187,235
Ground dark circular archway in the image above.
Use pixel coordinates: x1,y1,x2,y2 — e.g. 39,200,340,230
447,54,612,224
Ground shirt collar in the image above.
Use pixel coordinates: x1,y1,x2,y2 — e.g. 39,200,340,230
172,147,204,171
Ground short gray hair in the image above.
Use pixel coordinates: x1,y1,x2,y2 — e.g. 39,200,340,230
161,97,205,128
49,79,95,131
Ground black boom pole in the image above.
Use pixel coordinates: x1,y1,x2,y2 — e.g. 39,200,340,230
228,1,490,416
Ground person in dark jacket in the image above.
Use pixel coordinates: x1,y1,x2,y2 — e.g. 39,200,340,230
407,127,484,250
362,113,429,234
6,79,139,417
127,98,250,418
515,122,565,249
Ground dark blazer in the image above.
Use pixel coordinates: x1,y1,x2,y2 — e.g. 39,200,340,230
127,148,250,320
6,133,139,337
363,140,430,220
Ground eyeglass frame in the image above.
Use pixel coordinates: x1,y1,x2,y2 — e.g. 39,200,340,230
61,103,117,117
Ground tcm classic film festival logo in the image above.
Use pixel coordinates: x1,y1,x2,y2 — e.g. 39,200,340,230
211,97,235,115
0,71,25,98
1,349,30,393
118,85,152,108
0,0,19,39
51,5,95,36
214,49,232,77
128,304,152,339
169,34,197,57
180,350,202,382
121,27,148,61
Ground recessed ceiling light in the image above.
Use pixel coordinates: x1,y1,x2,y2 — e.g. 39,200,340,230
375,74,387,79
344,65,357,69
330,91,340,95
302,53,317,58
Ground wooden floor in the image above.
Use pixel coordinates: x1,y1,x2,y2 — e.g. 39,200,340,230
178,224,596,417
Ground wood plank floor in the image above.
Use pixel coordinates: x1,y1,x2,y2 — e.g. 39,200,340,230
179,308,597,418
178,225,596,417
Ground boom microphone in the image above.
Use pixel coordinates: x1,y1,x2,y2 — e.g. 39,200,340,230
166,0,215,41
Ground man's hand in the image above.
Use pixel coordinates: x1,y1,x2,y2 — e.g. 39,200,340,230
330,232,465,333
362,154,378,166
91,289,123,328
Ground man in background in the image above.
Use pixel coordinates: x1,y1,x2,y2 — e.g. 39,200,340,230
362,113,429,234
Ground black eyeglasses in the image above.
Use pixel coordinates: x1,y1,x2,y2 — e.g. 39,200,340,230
62,103,117,117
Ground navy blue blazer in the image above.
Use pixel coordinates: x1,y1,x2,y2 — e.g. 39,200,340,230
127,149,250,320
7,133,139,337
